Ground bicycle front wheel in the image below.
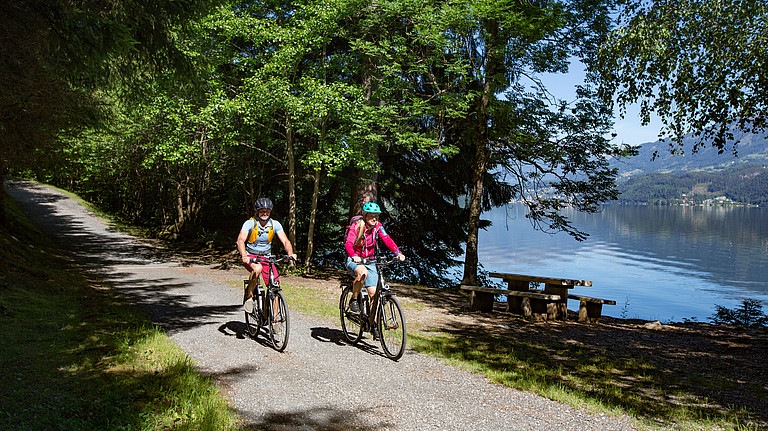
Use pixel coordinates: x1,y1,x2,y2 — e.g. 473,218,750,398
268,290,290,352
378,295,406,360
339,286,363,344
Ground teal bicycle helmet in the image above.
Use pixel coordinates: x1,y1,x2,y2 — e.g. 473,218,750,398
362,202,381,213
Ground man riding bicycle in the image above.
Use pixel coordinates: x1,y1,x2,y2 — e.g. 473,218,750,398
344,202,405,314
237,197,297,313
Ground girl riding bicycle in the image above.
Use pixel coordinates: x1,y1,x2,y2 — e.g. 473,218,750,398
344,202,405,313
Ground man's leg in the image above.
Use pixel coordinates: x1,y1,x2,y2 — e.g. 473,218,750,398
244,262,263,312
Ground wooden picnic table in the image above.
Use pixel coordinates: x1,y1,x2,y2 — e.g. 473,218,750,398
461,272,614,323
489,272,592,321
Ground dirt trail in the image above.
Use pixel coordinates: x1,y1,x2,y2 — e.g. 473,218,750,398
6,180,638,430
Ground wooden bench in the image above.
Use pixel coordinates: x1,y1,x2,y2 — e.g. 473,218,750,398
568,294,616,323
489,272,593,321
460,285,561,321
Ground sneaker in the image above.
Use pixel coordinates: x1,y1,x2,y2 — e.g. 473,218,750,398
348,297,360,313
372,327,381,340
243,297,254,313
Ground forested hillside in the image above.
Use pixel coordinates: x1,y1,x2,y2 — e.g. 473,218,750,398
611,128,768,205
614,129,768,175
616,163,768,205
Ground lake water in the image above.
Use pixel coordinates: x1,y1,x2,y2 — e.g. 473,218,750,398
478,204,768,322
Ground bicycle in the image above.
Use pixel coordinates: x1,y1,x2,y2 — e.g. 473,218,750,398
339,256,407,360
243,255,294,352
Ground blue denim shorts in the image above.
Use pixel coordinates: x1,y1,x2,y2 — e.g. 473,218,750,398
345,257,378,288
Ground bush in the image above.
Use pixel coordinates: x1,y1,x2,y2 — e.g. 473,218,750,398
710,299,768,328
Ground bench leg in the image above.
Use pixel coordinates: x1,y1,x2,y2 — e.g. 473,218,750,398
545,285,569,320
469,291,494,312
505,280,528,315
519,297,537,321
506,295,524,314
529,298,549,322
578,300,603,324
517,297,555,321
546,302,558,321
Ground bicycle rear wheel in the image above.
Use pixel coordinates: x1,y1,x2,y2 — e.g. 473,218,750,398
244,288,263,339
378,295,406,360
339,286,363,344
268,290,290,352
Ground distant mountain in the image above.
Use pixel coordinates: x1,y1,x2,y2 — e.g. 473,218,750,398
613,129,768,176
614,163,768,205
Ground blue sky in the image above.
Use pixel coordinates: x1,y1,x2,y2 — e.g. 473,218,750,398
613,105,662,147
542,61,662,149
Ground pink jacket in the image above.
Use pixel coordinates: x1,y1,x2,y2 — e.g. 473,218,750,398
345,221,400,259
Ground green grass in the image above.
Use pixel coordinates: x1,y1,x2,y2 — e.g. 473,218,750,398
270,277,765,431
406,331,762,431
0,194,241,431
280,283,340,319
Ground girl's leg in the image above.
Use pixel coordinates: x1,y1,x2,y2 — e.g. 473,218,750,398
352,265,368,299
364,263,378,300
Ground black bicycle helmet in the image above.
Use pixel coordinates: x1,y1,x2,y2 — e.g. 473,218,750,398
255,197,273,210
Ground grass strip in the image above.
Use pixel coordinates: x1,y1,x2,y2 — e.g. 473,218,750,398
0,193,241,431
280,278,762,431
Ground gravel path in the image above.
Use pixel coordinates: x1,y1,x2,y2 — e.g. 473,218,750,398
6,180,638,430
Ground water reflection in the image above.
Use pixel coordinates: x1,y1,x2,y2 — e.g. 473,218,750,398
479,204,768,322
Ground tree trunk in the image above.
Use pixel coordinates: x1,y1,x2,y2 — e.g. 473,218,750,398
0,163,6,227
304,113,326,269
285,112,298,254
350,176,378,217
461,142,489,286
246,158,254,212
461,19,501,286
348,65,380,217
304,168,320,270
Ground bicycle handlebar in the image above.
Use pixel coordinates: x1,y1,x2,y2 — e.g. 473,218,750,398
358,256,404,266
249,255,296,264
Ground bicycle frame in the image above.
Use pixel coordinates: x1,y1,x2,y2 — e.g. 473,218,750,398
364,259,397,327
340,256,406,360
248,255,292,305
244,255,294,351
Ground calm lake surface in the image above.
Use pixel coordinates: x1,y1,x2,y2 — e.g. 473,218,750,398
478,204,768,322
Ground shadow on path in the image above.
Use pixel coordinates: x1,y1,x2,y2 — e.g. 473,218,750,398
6,180,236,335
235,405,392,431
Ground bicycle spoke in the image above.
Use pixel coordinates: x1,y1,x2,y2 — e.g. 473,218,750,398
378,296,406,360
269,291,290,352
339,286,363,344
244,307,262,339
244,286,263,339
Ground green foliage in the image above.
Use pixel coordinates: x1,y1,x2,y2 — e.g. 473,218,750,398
711,299,768,328
10,0,636,287
599,0,768,153
0,0,212,166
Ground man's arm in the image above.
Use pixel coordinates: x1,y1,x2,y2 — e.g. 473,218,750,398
237,230,250,264
276,230,297,260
